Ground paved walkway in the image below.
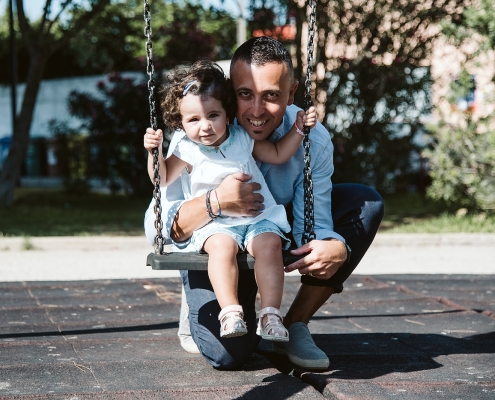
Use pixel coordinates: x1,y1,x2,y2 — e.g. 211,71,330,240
0,234,494,399
1,233,494,281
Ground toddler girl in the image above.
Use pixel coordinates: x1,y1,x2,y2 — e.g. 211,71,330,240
144,60,316,342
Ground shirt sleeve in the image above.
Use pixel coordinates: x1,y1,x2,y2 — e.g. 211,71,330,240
291,120,346,247
143,130,194,250
172,137,195,165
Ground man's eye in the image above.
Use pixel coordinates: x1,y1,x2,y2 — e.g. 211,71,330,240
265,92,278,99
238,91,251,98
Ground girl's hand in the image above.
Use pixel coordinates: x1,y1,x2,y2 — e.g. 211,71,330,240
144,128,163,153
295,106,317,132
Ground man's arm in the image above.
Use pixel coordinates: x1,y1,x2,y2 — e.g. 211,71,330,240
284,121,348,279
170,172,265,242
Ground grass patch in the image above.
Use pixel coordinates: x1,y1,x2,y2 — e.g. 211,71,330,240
380,193,495,233
0,188,151,237
0,189,493,236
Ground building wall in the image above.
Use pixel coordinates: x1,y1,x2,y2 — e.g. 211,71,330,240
0,72,143,139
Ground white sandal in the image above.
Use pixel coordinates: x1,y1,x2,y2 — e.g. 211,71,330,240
256,307,289,342
218,305,248,338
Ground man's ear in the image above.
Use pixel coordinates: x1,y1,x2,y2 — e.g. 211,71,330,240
287,81,299,105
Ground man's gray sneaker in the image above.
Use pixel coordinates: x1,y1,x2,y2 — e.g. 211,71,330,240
273,322,329,370
178,286,200,354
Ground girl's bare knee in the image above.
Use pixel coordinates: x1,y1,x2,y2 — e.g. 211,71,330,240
204,234,238,257
249,233,282,257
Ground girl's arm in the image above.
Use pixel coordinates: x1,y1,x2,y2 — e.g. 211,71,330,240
252,106,316,165
144,128,189,186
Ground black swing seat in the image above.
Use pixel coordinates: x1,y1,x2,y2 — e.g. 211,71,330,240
147,250,303,270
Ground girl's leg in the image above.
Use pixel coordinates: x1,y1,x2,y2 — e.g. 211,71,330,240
203,233,240,309
203,233,247,339
246,232,284,309
247,232,288,341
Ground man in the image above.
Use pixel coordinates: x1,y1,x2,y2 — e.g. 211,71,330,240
144,36,384,370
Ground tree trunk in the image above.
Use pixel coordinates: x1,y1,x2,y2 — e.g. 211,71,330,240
0,52,48,205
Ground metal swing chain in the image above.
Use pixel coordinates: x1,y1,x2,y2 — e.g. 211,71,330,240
302,0,317,245
144,0,164,254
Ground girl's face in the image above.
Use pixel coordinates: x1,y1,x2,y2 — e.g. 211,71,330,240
180,94,228,147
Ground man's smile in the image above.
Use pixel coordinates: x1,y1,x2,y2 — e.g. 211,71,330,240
247,118,268,127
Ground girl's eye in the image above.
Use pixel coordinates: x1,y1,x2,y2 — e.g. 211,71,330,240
210,113,219,118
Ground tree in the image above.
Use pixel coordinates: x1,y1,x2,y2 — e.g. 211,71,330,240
153,1,237,68
297,0,472,192
247,0,471,192
423,0,495,212
0,3,142,84
65,73,152,196
0,0,112,205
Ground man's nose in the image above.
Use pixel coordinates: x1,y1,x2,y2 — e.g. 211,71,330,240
250,97,265,117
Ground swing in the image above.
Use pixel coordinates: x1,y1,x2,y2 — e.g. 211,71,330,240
145,1,317,271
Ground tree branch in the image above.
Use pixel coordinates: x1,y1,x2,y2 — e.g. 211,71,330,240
50,0,111,54
38,0,53,36
46,0,74,35
15,0,33,45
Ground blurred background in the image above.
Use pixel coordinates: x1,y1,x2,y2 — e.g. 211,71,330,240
0,0,494,238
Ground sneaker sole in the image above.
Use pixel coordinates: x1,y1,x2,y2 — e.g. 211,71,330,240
259,334,289,342
221,329,248,338
179,337,200,354
273,345,330,370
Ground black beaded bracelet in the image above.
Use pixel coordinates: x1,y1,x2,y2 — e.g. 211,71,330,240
205,189,218,220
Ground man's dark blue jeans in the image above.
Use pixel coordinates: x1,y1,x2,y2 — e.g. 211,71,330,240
180,183,384,370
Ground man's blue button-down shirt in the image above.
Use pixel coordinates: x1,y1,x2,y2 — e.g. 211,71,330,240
144,104,346,249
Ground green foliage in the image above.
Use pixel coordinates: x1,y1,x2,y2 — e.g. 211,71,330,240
441,0,495,52
0,0,236,83
3,189,493,236
154,1,236,67
66,3,142,74
64,73,156,196
0,0,125,83
0,188,149,236
302,0,469,193
424,118,495,212
47,121,91,194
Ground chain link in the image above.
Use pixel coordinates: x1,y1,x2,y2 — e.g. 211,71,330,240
145,0,316,250
302,0,317,245
144,0,164,254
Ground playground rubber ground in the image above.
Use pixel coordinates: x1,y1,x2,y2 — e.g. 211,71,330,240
0,233,494,399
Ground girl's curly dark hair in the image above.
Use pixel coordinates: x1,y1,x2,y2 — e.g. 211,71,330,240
160,60,237,131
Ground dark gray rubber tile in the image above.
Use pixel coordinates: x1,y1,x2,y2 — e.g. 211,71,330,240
330,287,423,303
315,298,459,318
0,307,54,326
0,363,102,396
0,341,80,365
317,381,495,400
334,310,495,334
373,274,495,290
1,275,493,399
33,290,166,307
0,383,324,399
44,302,179,324
71,337,200,362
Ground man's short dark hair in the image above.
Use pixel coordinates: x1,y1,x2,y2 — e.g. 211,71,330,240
231,36,294,79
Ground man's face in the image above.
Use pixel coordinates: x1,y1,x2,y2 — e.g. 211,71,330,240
231,60,298,141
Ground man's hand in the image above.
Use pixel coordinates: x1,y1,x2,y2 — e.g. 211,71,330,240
215,172,265,217
285,239,347,280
